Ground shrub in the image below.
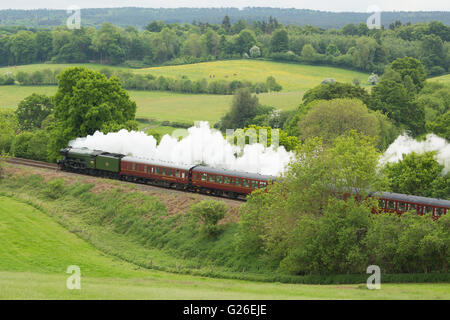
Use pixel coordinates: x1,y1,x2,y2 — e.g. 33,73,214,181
190,200,227,237
44,178,66,199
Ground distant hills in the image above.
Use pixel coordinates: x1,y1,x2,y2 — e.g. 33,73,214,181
0,7,449,29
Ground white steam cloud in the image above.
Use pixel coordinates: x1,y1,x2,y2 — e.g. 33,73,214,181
69,122,293,176
381,134,450,174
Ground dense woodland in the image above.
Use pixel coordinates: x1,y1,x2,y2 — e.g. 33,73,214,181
0,18,449,75
0,7,449,29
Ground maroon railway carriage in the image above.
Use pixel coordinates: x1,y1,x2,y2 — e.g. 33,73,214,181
371,191,449,219
120,156,192,189
191,165,275,198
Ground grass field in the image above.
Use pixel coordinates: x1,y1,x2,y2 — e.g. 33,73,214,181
429,73,450,84
0,60,370,124
0,85,302,123
0,60,371,92
0,195,448,300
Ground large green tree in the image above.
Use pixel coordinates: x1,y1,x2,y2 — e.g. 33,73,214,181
270,28,289,52
49,67,137,160
238,131,381,270
15,94,54,131
218,88,259,130
301,82,371,106
298,99,392,148
383,151,449,199
370,60,427,136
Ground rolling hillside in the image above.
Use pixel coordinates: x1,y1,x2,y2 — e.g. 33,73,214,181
0,60,369,123
0,191,448,299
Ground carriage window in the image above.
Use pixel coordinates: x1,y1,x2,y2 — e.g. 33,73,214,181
224,177,231,184
408,203,416,211
436,208,444,216
235,178,241,186
259,182,267,188
181,172,186,179
132,163,136,171
209,175,215,182
378,199,385,209
144,165,147,173
216,176,223,183
251,181,258,189
155,167,159,174
201,173,207,181
168,169,173,176
387,201,396,210
161,168,166,175
425,206,433,214
243,179,250,187
398,202,406,211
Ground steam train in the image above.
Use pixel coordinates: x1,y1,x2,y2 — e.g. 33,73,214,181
58,147,449,218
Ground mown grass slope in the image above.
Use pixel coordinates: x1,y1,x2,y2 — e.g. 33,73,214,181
1,190,449,300
0,85,303,123
429,73,450,84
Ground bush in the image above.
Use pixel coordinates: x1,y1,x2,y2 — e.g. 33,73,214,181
10,130,49,161
190,200,227,237
44,178,66,199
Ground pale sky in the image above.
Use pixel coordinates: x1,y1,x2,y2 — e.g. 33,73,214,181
0,0,449,12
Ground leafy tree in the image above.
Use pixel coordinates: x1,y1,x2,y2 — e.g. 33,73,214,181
9,30,36,64
49,67,137,160
426,111,450,141
382,151,449,199
249,45,261,58
300,43,316,60
0,110,18,153
204,29,220,56
92,23,126,65
270,28,289,52
145,21,164,32
370,67,426,136
0,152,6,179
238,131,381,270
190,200,227,237
235,29,256,55
298,99,388,148
325,43,340,56
221,15,231,34
301,82,371,106
265,76,282,92
420,34,447,72
390,57,427,92
15,94,54,131
218,88,259,130
35,30,53,62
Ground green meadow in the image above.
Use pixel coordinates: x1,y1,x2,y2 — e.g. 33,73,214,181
0,195,448,300
0,60,371,124
0,84,302,124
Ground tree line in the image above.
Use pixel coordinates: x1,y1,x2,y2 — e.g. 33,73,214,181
1,7,448,29
3,67,282,95
0,19,448,75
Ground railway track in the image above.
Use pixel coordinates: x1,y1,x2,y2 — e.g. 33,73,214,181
6,157,59,170
5,157,244,204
